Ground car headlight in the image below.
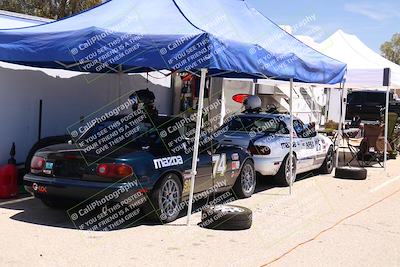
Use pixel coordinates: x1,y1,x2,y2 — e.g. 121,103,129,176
248,144,271,155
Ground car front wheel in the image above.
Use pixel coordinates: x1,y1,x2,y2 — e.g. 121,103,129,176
274,154,297,186
319,146,334,174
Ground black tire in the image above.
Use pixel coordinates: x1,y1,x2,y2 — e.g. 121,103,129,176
143,173,182,223
25,135,70,173
319,146,334,174
274,154,297,186
232,160,256,198
200,205,252,230
334,167,367,180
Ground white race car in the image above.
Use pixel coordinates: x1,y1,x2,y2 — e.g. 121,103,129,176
216,113,334,186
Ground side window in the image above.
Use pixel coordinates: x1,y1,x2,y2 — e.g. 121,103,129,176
278,122,290,134
293,120,305,138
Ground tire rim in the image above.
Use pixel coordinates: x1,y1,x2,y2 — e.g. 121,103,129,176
326,148,333,171
211,205,244,213
160,179,180,218
241,163,255,194
285,156,296,185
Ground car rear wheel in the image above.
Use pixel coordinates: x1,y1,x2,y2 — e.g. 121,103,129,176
319,146,334,174
144,173,182,223
274,154,297,186
233,160,256,198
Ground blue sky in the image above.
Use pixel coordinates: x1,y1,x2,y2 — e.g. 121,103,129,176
247,0,400,52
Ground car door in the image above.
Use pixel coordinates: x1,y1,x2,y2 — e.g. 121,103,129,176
180,126,213,194
194,150,213,193
312,135,326,168
293,120,315,172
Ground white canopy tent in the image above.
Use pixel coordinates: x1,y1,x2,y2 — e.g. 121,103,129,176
318,30,400,88
298,30,400,169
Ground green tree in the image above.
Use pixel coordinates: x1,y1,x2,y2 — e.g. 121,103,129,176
0,0,102,20
381,33,400,65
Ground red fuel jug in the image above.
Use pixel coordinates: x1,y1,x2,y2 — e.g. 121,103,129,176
0,143,18,199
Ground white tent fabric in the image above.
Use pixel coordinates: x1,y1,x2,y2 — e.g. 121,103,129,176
303,30,399,169
0,10,82,78
317,30,400,88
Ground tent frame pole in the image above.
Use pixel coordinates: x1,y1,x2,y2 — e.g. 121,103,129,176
289,78,294,195
186,68,208,226
384,84,390,171
335,81,346,167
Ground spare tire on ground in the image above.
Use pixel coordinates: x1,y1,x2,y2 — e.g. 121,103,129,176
200,205,252,230
334,166,367,180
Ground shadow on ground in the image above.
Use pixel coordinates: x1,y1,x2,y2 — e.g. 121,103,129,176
0,172,318,231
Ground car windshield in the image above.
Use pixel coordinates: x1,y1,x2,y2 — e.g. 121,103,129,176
77,115,159,149
226,116,281,133
364,92,385,104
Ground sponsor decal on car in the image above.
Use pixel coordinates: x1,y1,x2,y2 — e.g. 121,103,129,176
212,154,227,177
43,162,54,175
231,153,239,161
280,142,298,149
32,183,47,193
153,156,184,169
231,161,240,170
182,170,192,194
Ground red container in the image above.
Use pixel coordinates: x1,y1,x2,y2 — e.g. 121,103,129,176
0,164,18,199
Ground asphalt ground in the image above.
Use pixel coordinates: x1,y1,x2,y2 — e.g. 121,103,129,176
1,156,399,266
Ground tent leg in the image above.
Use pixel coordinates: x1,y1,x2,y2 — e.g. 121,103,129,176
384,85,390,171
289,78,294,195
186,68,208,226
335,83,346,167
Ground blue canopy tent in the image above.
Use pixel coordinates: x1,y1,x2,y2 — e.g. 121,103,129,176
0,0,346,224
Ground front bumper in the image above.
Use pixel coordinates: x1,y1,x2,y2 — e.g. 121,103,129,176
24,173,149,203
253,155,282,176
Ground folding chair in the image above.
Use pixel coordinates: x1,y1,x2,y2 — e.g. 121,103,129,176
387,112,399,158
360,124,392,167
347,137,364,167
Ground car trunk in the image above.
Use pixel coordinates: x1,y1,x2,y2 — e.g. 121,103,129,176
34,144,137,182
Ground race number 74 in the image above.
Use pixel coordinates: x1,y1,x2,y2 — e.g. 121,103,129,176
212,154,226,177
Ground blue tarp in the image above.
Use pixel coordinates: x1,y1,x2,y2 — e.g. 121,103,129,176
0,0,346,84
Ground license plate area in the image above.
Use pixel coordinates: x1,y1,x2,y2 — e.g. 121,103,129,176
53,160,86,179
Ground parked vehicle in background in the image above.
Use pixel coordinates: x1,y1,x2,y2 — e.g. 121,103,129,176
216,113,334,186
346,90,400,121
